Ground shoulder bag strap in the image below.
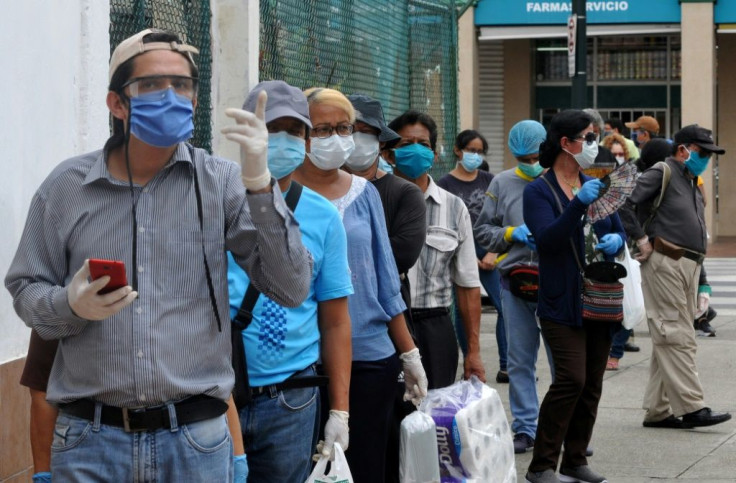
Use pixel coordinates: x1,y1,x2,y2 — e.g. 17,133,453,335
540,175,585,273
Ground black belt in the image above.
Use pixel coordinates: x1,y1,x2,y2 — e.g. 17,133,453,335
410,307,449,321
59,395,228,432
250,375,329,398
681,250,705,264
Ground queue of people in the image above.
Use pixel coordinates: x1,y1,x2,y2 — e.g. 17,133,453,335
4,27,732,483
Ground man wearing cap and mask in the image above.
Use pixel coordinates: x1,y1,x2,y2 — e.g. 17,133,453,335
620,124,731,430
625,115,660,148
5,29,311,481
225,80,353,482
344,94,427,483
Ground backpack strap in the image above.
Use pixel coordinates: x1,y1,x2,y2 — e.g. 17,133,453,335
642,161,671,233
231,181,303,409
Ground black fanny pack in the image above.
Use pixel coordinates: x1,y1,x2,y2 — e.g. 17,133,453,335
508,265,539,302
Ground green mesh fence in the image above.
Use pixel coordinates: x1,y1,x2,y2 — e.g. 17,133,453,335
110,0,213,152
260,0,459,175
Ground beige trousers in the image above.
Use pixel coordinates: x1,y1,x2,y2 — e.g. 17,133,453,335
640,251,705,421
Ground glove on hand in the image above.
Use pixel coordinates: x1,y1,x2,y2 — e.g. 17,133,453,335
222,90,272,191
68,260,137,320
400,348,428,407
595,233,623,256
695,286,711,318
233,454,248,483
32,473,52,483
577,179,605,205
316,410,349,460
511,224,537,251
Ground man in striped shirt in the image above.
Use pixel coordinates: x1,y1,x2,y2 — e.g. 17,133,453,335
5,29,311,481
386,110,486,389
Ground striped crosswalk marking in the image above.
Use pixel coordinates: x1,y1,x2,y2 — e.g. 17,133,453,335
704,258,736,316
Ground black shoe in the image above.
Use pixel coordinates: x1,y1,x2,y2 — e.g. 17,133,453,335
623,342,640,352
496,370,509,383
526,469,560,483
642,415,684,429
513,433,534,454
559,465,608,483
694,319,716,337
682,408,732,428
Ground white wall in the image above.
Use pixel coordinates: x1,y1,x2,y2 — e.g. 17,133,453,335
0,1,110,363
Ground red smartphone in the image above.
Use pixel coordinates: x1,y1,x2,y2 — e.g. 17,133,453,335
88,259,128,294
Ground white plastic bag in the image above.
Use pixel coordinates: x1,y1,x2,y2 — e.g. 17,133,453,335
400,411,440,483
617,246,646,330
305,443,353,483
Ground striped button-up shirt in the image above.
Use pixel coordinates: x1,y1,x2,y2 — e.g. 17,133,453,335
5,144,312,407
409,177,479,309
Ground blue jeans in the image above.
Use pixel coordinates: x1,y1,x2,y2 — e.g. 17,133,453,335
609,327,631,359
455,268,507,370
51,407,232,482
239,366,320,483
501,286,554,438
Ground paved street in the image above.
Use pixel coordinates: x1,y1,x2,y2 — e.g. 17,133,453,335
477,257,736,482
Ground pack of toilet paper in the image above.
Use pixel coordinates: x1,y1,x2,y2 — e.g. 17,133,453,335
420,377,516,483
400,411,441,483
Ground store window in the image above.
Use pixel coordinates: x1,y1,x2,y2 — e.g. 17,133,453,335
534,35,681,139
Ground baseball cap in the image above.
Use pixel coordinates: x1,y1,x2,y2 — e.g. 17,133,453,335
625,115,659,134
243,80,312,128
347,94,400,143
674,124,725,155
109,29,199,83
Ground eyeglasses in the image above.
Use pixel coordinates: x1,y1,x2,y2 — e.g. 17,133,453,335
574,132,598,146
463,148,486,155
122,75,198,100
311,123,354,139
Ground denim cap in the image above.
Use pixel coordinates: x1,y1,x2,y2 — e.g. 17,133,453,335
347,94,400,143
243,80,312,128
109,29,198,83
674,124,725,155
508,120,546,157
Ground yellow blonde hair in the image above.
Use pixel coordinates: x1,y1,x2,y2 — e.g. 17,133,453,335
303,87,356,123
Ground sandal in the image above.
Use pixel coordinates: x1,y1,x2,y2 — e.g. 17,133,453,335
606,357,619,371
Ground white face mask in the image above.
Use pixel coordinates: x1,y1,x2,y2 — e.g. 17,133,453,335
345,132,380,171
615,155,626,165
307,134,356,171
565,139,598,169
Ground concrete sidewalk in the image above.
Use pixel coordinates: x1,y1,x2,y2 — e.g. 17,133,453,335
478,298,736,482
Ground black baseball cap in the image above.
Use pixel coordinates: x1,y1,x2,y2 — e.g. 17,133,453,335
674,124,725,155
347,94,400,143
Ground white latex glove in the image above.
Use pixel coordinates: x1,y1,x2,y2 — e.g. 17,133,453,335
221,91,272,191
400,348,428,407
314,410,349,461
695,292,710,319
67,260,137,320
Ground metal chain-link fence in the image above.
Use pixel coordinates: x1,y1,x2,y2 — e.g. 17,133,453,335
260,0,459,174
110,0,213,152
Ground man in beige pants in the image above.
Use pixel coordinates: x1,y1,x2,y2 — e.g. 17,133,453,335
620,124,731,429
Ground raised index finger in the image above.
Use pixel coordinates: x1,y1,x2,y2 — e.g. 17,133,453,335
254,90,267,122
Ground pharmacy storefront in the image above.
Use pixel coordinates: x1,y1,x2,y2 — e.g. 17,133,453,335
466,0,736,238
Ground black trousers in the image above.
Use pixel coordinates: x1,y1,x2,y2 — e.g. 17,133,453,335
529,319,613,473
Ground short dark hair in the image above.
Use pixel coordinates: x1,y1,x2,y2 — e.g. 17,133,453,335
104,31,199,153
455,129,488,154
637,138,674,171
539,110,594,168
606,118,625,133
387,110,438,151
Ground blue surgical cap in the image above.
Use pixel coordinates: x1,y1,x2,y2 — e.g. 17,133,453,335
508,120,546,157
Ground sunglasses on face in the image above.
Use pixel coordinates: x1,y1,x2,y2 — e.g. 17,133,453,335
574,132,598,146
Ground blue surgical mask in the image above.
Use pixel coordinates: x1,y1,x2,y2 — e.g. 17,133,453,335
393,143,435,179
518,161,544,178
268,131,306,179
129,88,194,147
460,152,483,172
684,148,711,176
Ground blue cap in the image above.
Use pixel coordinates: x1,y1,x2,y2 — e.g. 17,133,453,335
508,120,546,157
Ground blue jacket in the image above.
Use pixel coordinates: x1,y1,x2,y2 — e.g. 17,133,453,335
523,170,626,327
